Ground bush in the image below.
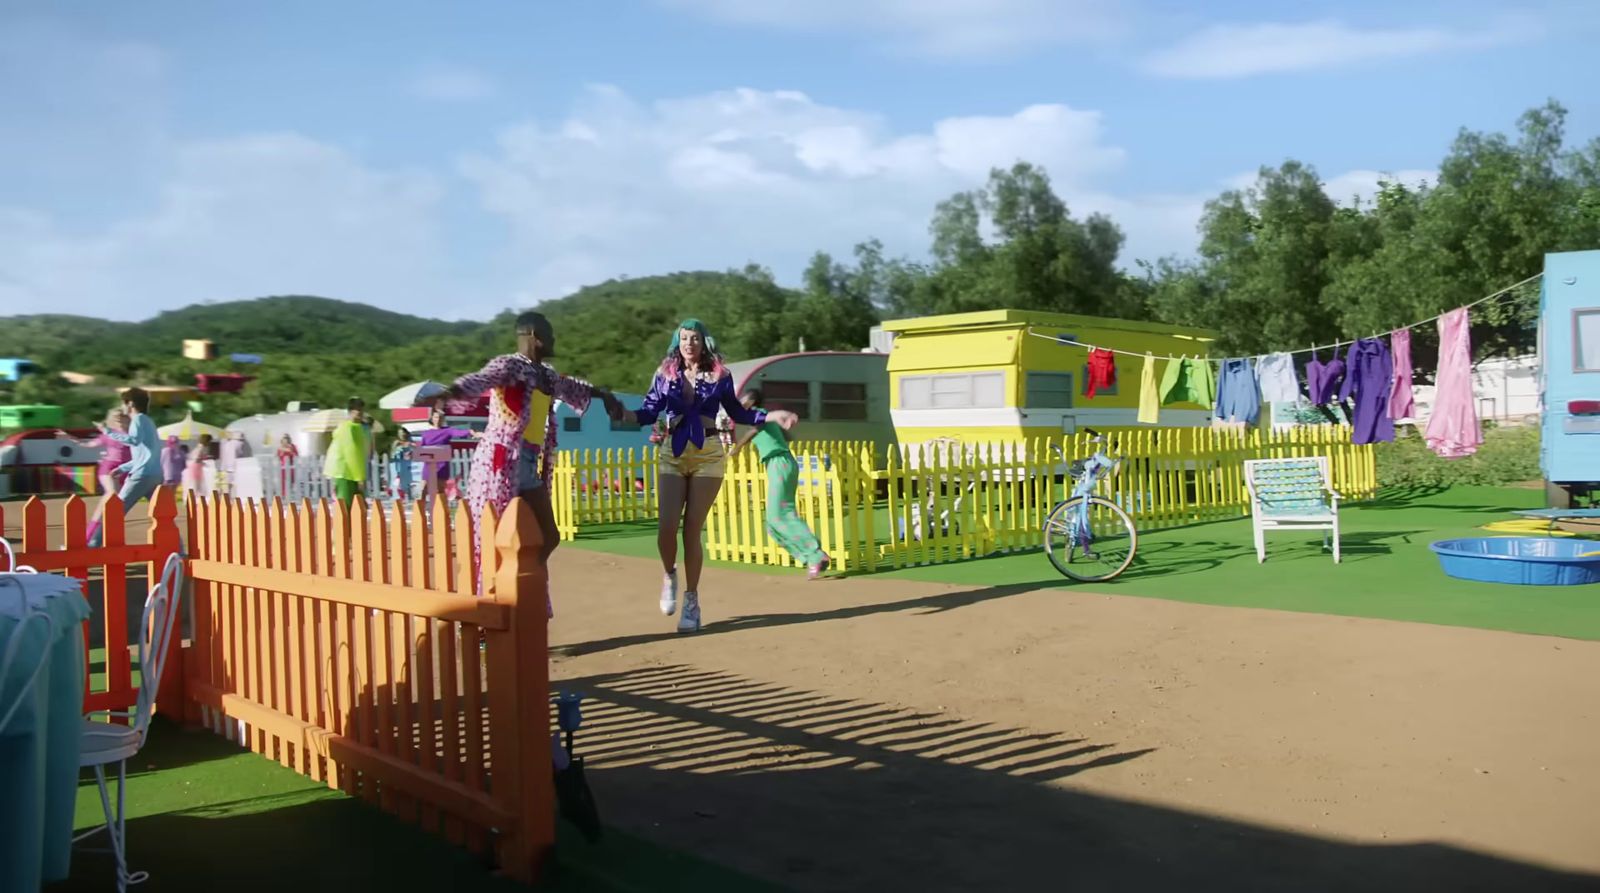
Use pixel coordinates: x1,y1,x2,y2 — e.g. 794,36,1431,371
1375,423,1541,488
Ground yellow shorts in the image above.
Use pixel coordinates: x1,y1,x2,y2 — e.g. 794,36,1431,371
659,439,726,479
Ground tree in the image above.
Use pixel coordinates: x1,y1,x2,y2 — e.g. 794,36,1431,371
1325,100,1599,358
1149,160,1341,354
784,251,881,351
893,162,1136,318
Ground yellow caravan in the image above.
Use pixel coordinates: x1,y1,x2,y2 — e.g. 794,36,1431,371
882,310,1217,446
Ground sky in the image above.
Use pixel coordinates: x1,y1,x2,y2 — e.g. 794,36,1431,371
2,0,1597,322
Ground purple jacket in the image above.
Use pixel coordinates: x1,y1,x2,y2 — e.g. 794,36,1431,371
1339,338,1395,444
633,370,765,456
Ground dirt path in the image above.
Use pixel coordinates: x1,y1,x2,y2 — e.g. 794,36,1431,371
547,548,1600,892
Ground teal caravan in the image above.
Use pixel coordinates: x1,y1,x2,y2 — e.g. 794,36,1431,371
724,351,895,450
552,390,652,453
1540,249,1600,506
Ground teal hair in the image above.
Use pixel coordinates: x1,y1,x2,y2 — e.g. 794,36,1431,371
661,318,724,376
668,318,717,355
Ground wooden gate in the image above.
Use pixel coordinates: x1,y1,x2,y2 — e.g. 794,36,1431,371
181,495,556,882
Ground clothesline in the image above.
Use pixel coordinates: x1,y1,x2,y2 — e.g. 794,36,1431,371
1023,270,1545,365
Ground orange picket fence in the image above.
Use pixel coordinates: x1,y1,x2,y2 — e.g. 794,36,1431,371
181,495,557,883
0,488,183,717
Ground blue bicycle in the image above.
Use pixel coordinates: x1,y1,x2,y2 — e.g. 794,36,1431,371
1044,429,1138,582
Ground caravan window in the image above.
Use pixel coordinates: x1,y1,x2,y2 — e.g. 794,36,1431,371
763,380,811,420
1575,309,1600,372
821,382,868,420
1026,372,1074,408
563,417,582,433
899,372,1004,410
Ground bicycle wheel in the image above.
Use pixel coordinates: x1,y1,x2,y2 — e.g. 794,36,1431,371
1044,495,1138,582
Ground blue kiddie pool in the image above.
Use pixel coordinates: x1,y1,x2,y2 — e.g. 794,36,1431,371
1430,537,1600,585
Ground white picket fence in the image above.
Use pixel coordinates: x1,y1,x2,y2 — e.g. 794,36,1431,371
250,453,474,503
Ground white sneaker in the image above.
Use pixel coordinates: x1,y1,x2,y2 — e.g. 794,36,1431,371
677,591,701,633
659,570,678,616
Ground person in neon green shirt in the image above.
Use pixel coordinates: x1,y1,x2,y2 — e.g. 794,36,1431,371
323,397,373,508
731,388,830,579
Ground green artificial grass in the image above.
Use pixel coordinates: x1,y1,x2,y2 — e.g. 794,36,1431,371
57,720,783,893
569,486,1600,641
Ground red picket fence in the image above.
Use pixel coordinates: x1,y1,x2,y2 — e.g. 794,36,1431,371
0,488,185,717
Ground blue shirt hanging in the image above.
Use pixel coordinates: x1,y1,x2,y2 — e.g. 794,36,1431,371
1214,358,1262,425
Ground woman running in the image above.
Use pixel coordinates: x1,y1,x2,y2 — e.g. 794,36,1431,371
731,388,830,579
616,319,796,632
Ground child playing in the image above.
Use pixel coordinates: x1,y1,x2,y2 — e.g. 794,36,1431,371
731,388,831,579
62,408,131,544
91,388,163,545
390,427,416,500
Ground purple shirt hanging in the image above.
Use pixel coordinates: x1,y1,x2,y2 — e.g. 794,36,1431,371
1304,353,1346,406
1338,338,1395,444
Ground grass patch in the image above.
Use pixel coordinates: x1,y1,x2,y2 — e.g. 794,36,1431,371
569,486,1600,641
60,719,783,892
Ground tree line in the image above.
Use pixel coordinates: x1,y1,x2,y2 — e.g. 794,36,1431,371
3,100,1594,429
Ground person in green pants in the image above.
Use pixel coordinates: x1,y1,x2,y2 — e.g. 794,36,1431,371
731,389,831,579
323,397,373,508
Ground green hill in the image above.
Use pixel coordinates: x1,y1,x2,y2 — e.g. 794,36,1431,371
0,272,831,429
0,296,482,373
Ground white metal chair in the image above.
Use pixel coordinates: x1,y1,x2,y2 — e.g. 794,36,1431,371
1243,457,1341,563
75,552,184,891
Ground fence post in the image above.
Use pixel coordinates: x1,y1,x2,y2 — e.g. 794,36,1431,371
484,497,554,883
148,487,185,719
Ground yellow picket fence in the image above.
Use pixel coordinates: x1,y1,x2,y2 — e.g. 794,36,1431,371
549,448,659,539
552,427,1376,574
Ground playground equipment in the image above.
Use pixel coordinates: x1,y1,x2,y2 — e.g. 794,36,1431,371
194,373,254,394
1540,249,1600,507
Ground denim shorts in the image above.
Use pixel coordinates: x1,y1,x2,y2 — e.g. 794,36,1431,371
517,446,545,493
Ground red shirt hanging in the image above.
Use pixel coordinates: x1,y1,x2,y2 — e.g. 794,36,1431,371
1085,348,1117,398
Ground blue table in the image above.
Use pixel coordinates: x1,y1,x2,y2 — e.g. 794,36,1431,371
0,572,91,892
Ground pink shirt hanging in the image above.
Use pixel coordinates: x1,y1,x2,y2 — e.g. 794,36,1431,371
1388,329,1415,420
1423,308,1482,458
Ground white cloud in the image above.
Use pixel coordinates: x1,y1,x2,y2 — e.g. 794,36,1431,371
1222,168,1437,207
459,85,1176,302
0,134,451,319
1142,16,1543,79
1323,169,1435,206
656,0,1124,58
410,65,496,102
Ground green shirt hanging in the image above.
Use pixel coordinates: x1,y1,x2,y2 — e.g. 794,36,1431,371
1158,357,1217,407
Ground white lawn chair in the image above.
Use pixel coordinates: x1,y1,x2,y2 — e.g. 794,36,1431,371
75,552,184,891
1244,457,1341,563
